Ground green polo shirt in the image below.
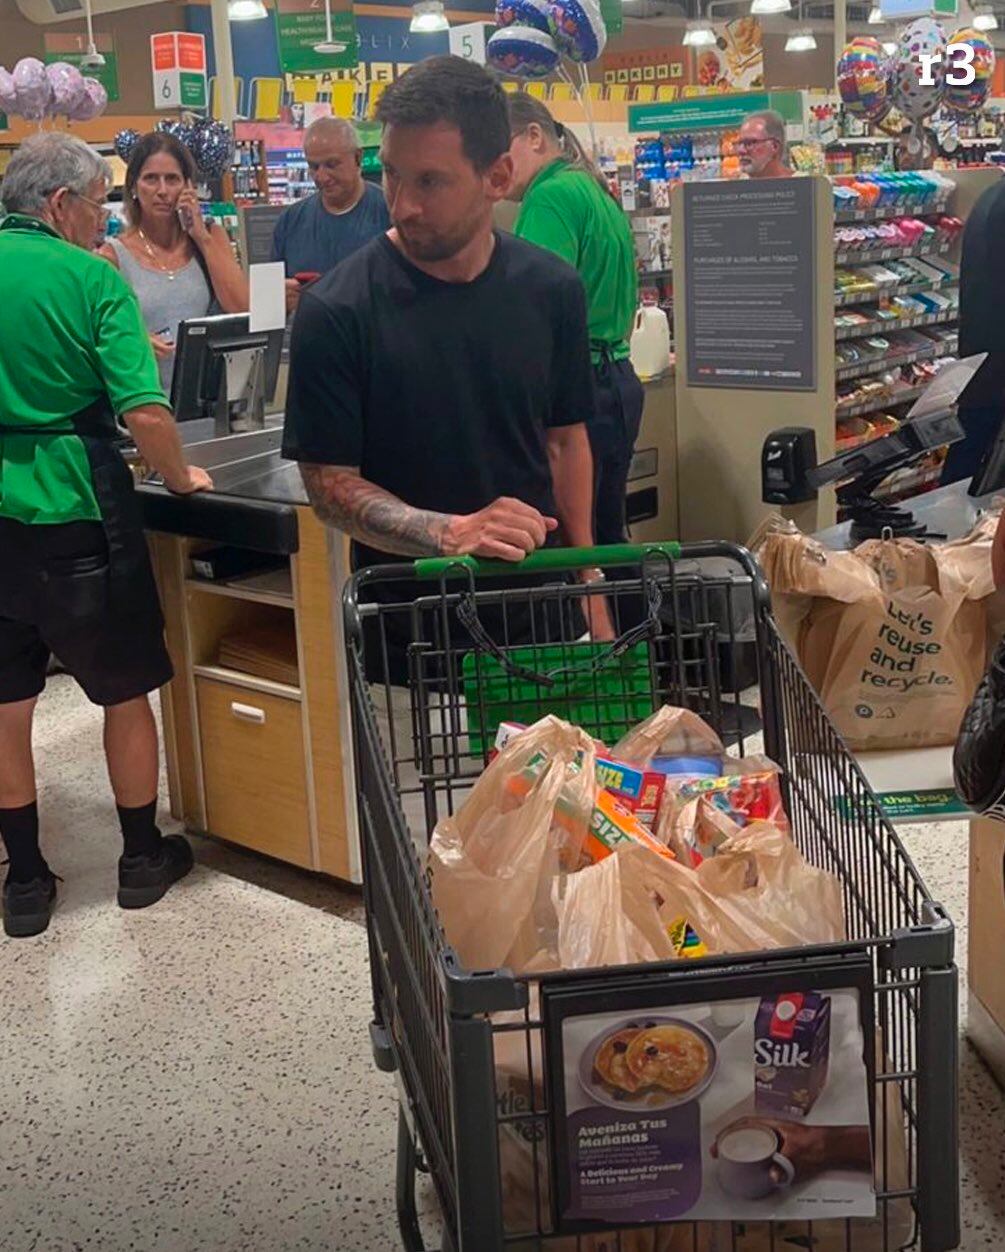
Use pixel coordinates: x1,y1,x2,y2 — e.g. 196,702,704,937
513,159,638,365
0,214,167,525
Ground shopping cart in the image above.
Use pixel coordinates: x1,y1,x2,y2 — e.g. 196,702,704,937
342,542,959,1252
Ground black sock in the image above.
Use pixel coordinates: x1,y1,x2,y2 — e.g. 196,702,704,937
117,800,162,859
0,802,48,883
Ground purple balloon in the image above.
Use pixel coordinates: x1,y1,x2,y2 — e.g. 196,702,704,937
13,58,52,122
69,77,107,123
0,67,16,116
45,61,86,118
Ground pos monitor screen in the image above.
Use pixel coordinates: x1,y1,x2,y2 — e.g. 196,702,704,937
170,313,284,430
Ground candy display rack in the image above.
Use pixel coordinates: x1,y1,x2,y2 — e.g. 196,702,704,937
669,167,1001,544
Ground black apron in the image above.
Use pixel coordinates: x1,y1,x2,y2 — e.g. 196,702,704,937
0,397,157,614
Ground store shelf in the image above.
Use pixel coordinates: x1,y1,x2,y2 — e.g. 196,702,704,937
827,135,895,147
836,338,957,383
186,567,293,608
630,206,672,218
639,267,673,280
834,240,951,266
835,306,959,341
192,663,301,702
834,199,951,224
836,337,957,383
836,385,928,420
834,279,953,309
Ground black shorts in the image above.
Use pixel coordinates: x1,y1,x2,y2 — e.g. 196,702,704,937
0,518,173,707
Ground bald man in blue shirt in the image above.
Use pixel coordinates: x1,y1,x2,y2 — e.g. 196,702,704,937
271,116,390,313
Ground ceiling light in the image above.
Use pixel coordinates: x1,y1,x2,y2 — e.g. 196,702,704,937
410,0,449,31
973,9,999,28
81,0,106,65
882,40,896,53
868,5,882,21
785,30,817,50
313,0,349,50
750,0,792,14
683,21,717,45
229,0,268,18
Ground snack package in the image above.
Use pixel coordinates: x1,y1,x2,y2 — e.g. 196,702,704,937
659,757,790,866
594,754,668,829
586,789,677,866
503,752,676,870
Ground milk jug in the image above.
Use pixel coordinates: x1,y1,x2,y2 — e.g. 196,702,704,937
630,305,671,380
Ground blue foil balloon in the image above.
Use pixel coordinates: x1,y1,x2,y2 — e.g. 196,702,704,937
487,25,560,79
495,0,551,34
547,0,606,62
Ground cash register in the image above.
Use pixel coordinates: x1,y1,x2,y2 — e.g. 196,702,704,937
761,354,989,543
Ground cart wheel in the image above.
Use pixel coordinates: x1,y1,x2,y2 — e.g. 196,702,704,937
396,1104,427,1252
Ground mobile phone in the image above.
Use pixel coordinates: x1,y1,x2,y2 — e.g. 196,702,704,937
177,206,194,233
294,271,321,285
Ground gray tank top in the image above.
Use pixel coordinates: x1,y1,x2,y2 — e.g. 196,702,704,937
108,235,213,392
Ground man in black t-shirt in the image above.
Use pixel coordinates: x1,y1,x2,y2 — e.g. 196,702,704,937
942,178,1005,484
282,56,608,635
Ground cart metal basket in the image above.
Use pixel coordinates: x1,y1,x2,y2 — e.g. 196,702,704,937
342,542,959,1252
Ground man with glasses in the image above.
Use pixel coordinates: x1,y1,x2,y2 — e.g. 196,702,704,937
737,110,793,180
0,132,210,938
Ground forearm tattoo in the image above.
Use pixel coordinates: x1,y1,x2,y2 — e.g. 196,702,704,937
299,464,451,557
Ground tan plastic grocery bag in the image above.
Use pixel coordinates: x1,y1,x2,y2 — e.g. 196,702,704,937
755,512,998,750
612,704,725,765
555,826,845,970
427,714,596,972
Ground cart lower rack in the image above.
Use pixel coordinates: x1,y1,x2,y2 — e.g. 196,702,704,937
343,542,959,1252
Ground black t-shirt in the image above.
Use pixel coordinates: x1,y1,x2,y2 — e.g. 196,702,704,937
282,229,596,573
959,180,1005,408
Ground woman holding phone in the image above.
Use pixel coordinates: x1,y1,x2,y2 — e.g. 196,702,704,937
99,132,248,390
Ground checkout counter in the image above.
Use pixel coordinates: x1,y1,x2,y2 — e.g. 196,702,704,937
138,314,361,885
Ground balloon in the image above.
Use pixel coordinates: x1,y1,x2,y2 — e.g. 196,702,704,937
113,128,141,162
191,118,234,178
487,25,560,78
45,61,86,117
836,37,891,123
495,0,551,33
943,27,994,116
893,17,946,121
0,67,16,116
547,0,606,62
67,76,106,122
13,58,52,122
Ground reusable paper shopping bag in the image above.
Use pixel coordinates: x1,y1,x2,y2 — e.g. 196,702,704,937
756,513,999,751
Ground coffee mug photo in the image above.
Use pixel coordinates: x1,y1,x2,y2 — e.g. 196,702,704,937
713,1123,795,1200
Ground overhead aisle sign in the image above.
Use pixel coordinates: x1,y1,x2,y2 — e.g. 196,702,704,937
150,32,208,111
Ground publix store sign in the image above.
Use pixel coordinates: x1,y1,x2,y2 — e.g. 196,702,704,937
628,90,803,134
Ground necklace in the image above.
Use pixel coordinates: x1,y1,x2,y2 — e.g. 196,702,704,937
136,228,186,281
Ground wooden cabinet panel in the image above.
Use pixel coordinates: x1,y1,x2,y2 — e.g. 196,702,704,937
197,676,311,869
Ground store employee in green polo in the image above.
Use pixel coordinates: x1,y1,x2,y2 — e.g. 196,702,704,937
507,95,642,546
0,133,211,939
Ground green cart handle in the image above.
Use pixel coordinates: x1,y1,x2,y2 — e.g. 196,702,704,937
413,542,682,580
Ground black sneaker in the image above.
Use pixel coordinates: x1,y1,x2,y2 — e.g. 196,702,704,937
118,834,194,910
3,869,57,938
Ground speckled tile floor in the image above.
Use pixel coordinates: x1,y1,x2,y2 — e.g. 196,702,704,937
2,676,1004,1250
